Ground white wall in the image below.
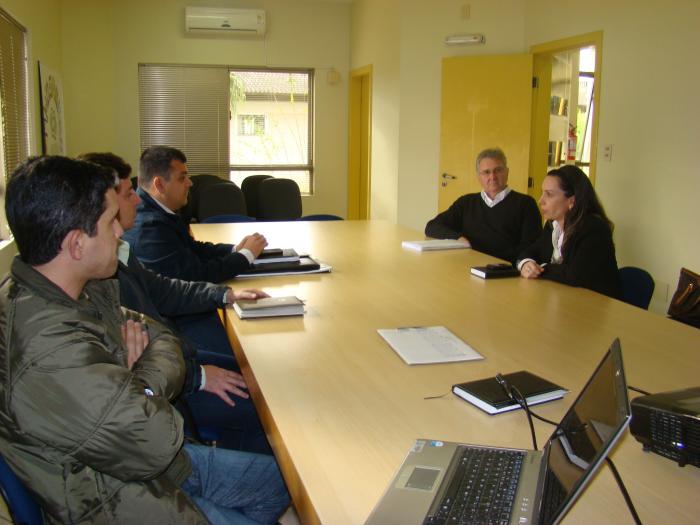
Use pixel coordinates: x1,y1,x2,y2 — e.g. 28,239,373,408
0,0,63,155
60,0,350,217
525,0,700,312
350,0,400,222
351,0,699,313
395,0,527,230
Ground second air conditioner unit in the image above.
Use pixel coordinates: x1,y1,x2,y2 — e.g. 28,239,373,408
185,7,266,36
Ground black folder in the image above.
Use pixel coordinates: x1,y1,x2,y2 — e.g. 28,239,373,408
243,256,320,275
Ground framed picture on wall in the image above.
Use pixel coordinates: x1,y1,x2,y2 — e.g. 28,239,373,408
38,62,66,155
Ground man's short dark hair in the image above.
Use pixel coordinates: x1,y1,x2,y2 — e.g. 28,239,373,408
139,146,187,187
475,148,508,172
5,156,116,266
78,152,132,181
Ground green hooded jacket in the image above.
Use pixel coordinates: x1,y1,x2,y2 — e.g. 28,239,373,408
0,257,209,524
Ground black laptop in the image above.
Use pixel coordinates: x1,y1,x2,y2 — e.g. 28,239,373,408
365,339,631,525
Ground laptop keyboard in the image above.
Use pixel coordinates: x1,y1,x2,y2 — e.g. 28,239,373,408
424,447,525,525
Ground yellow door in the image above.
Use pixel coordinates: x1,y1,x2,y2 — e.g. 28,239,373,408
348,66,372,220
438,54,533,212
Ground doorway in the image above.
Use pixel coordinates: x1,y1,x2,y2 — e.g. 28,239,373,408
347,65,372,220
528,32,603,199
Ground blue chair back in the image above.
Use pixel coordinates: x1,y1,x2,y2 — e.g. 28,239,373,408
0,455,43,525
200,214,257,223
299,214,343,221
619,266,655,310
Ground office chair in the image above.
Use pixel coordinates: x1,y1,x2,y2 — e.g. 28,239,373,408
187,174,232,222
257,178,302,221
198,183,247,221
619,266,655,310
241,175,273,219
0,454,44,525
299,214,343,221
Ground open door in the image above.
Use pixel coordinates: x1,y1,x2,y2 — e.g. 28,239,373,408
529,32,603,199
438,54,533,212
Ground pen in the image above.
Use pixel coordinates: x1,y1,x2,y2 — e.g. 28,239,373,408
397,326,425,330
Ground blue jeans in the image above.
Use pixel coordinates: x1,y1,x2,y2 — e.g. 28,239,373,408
182,443,290,525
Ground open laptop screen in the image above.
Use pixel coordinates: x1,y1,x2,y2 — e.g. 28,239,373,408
538,338,631,525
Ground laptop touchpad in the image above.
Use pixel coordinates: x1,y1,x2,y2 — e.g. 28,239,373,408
403,466,441,490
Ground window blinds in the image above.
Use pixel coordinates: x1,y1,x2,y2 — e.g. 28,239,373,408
138,64,230,178
0,8,30,180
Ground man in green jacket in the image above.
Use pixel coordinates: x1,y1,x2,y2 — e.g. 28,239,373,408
0,156,289,524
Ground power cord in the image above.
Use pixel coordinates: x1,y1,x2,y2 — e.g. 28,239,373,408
496,373,643,525
628,385,651,396
605,457,643,525
496,374,540,450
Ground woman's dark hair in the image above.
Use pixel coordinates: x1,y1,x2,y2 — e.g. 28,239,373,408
546,164,613,252
5,156,116,265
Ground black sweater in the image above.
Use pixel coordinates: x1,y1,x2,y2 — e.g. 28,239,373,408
425,191,542,262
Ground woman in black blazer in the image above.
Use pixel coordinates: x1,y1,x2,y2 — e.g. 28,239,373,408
517,165,621,299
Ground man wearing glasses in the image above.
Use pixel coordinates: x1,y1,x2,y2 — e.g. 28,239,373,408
425,147,542,263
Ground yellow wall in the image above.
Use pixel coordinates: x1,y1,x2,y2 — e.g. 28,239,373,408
59,0,350,217
1,0,62,154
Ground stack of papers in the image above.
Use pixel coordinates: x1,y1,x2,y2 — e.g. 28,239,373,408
401,239,471,252
233,296,305,319
377,326,483,365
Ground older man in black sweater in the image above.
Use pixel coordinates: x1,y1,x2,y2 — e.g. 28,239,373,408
425,148,542,263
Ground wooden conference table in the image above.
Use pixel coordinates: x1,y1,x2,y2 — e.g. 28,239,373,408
192,220,700,525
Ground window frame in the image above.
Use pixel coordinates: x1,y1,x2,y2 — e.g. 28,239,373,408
228,66,315,195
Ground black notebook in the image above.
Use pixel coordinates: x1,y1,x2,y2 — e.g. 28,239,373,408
243,256,320,275
254,248,300,264
470,263,520,279
452,370,568,414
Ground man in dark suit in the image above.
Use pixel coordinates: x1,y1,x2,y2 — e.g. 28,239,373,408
123,145,267,283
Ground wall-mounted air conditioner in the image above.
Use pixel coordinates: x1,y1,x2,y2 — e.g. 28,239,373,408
185,7,266,36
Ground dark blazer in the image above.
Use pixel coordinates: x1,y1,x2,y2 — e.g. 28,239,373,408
122,189,251,283
518,215,621,299
117,247,229,394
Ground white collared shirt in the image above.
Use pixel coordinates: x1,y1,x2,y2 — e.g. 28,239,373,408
551,220,564,264
480,187,512,208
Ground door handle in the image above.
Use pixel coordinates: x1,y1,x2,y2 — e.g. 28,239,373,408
441,173,457,187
